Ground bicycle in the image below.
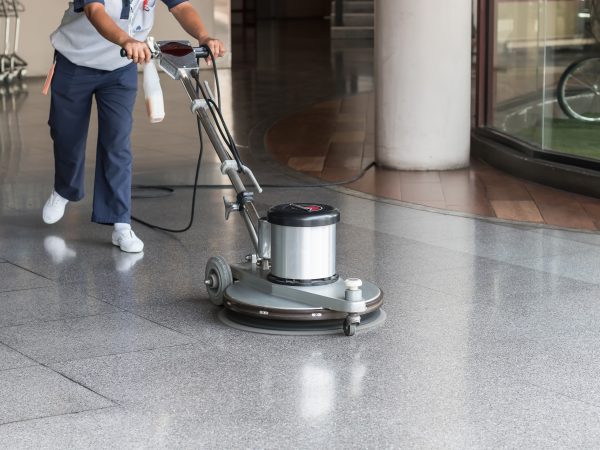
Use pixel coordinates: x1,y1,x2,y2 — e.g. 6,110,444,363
557,0,600,122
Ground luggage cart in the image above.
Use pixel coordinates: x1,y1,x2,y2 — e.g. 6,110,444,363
0,0,27,83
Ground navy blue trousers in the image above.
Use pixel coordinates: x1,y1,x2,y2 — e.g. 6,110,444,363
49,52,138,225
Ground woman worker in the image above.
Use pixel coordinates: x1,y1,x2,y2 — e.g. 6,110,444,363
42,0,226,252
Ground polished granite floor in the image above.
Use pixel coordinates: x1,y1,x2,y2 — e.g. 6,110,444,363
2,20,600,448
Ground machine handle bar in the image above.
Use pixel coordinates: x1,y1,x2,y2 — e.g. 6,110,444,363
120,44,209,60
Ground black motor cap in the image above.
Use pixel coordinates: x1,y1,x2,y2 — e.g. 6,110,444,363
267,203,340,227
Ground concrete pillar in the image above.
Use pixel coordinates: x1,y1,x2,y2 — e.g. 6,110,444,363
375,0,472,170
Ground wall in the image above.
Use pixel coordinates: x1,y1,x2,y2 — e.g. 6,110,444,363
18,0,230,77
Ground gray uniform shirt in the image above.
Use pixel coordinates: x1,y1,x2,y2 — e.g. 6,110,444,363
51,0,187,71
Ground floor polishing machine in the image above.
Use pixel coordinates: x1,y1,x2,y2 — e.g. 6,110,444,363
137,39,385,336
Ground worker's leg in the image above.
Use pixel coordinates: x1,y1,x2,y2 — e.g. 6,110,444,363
48,52,94,202
91,62,137,225
93,62,144,253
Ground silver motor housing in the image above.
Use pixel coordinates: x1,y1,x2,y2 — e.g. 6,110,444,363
265,203,340,285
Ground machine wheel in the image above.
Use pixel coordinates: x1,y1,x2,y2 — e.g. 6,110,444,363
204,256,233,306
343,316,360,336
343,322,356,336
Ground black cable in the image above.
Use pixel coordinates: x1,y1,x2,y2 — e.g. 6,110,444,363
208,47,222,109
131,130,203,232
130,62,205,233
206,97,245,171
133,162,376,199
195,49,244,171
191,53,244,172
130,47,233,232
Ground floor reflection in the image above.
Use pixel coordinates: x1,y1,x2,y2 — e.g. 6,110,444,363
112,249,144,273
43,236,76,264
0,80,27,185
300,353,335,419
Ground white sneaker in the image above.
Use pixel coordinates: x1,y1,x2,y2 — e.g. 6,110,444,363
112,229,144,253
42,190,69,224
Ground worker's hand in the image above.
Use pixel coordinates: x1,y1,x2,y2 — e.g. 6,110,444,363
122,38,152,64
199,36,227,64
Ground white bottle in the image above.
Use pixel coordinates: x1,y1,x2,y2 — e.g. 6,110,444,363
143,60,165,123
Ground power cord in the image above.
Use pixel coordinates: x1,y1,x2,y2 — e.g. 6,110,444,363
130,52,207,233
132,162,376,199
131,47,374,232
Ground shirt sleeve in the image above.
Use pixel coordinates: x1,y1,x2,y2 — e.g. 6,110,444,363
74,0,105,13
161,0,188,10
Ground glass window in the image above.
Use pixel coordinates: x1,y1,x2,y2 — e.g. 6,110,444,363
487,0,600,161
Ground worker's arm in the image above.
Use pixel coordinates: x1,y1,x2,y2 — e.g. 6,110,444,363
84,3,151,64
169,2,227,60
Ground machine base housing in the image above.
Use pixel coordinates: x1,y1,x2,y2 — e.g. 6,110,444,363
219,308,386,336
220,263,385,335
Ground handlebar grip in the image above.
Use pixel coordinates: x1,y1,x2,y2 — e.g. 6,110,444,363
194,45,210,59
120,48,127,58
